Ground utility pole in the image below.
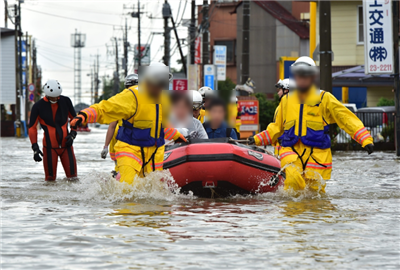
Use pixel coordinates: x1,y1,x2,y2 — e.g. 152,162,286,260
138,0,141,67
169,3,187,75
241,0,250,84
319,1,332,94
393,0,400,156
4,0,8,28
113,37,120,95
190,0,196,65
124,18,129,76
114,20,130,76
24,31,29,123
95,53,99,103
14,2,22,137
163,0,171,66
202,0,209,66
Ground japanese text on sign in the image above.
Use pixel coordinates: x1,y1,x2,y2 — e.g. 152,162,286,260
172,79,188,91
238,100,259,126
363,0,393,74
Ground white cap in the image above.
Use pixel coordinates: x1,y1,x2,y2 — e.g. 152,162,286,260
290,56,318,76
43,80,62,97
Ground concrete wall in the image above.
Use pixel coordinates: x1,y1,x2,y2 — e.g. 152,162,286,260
237,1,277,95
209,2,238,83
367,86,395,107
0,35,16,105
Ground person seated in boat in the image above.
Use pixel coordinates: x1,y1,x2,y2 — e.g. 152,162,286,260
101,74,138,176
248,56,373,193
203,98,238,139
272,78,292,157
192,90,204,122
167,91,208,144
70,62,187,184
29,80,78,181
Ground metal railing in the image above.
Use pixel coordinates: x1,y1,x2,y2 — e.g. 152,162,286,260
333,111,395,150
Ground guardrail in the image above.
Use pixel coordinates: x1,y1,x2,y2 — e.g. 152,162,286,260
333,112,395,151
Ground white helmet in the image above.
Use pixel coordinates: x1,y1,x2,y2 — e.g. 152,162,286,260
291,56,318,76
148,62,173,82
43,80,62,97
192,90,203,110
275,78,291,90
198,86,213,98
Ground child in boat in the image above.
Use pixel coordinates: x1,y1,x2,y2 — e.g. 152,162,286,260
203,98,238,139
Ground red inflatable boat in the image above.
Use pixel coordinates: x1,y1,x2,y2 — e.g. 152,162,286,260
163,138,285,198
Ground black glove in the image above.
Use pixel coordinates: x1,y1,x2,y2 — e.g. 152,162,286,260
365,144,374,155
65,130,77,147
32,143,43,162
248,136,255,145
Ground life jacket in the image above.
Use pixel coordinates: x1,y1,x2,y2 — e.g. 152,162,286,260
281,88,331,149
197,109,206,123
116,88,165,147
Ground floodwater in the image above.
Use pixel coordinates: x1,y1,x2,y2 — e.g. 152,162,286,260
1,128,399,269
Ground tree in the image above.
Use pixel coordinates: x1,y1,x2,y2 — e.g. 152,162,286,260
218,78,236,103
100,78,125,101
255,93,280,131
377,97,395,106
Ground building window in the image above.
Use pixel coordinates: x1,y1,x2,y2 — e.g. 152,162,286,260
214,40,235,65
357,5,364,44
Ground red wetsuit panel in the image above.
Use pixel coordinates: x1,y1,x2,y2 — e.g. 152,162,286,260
29,96,78,180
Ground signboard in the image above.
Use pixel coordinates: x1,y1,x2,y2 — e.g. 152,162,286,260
134,44,151,65
29,93,34,102
172,79,188,90
188,65,198,90
279,56,297,79
28,83,35,92
22,56,27,69
204,65,216,90
238,100,259,127
363,0,394,74
195,37,201,64
213,45,227,81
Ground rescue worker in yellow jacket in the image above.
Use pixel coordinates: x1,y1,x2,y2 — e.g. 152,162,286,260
71,62,186,184
100,74,138,175
273,78,291,156
249,56,374,193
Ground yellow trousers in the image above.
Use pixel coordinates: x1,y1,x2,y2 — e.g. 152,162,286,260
114,141,165,185
280,142,332,193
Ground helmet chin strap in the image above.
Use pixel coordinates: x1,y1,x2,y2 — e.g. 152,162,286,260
49,99,58,104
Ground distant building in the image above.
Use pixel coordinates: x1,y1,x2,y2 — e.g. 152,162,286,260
198,0,309,97
1,28,16,137
314,0,398,107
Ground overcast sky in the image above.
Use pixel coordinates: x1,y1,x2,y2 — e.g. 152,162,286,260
1,0,204,105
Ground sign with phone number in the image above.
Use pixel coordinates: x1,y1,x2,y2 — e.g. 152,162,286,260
363,0,393,74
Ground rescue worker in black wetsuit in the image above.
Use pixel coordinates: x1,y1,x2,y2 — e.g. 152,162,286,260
29,80,78,181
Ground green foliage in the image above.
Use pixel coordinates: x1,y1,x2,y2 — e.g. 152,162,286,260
99,78,125,101
377,97,395,106
218,78,236,104
255,93,280,130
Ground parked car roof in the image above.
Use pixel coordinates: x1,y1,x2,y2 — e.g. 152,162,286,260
343,103,357,113
357,106,395,112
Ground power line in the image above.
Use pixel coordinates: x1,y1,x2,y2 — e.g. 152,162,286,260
37,52,74,69
23,7,119,26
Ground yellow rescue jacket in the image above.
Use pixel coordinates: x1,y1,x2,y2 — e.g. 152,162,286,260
254,86,373,148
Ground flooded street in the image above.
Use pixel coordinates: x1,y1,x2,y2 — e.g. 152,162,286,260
1,128,399,269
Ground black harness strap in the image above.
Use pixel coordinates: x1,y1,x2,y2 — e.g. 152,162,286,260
140,146,159,176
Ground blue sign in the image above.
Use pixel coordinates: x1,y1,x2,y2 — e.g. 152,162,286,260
204,75,214,90
18,41,27,53
29,93,34,102
22,56,26,69
203,65,216,90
